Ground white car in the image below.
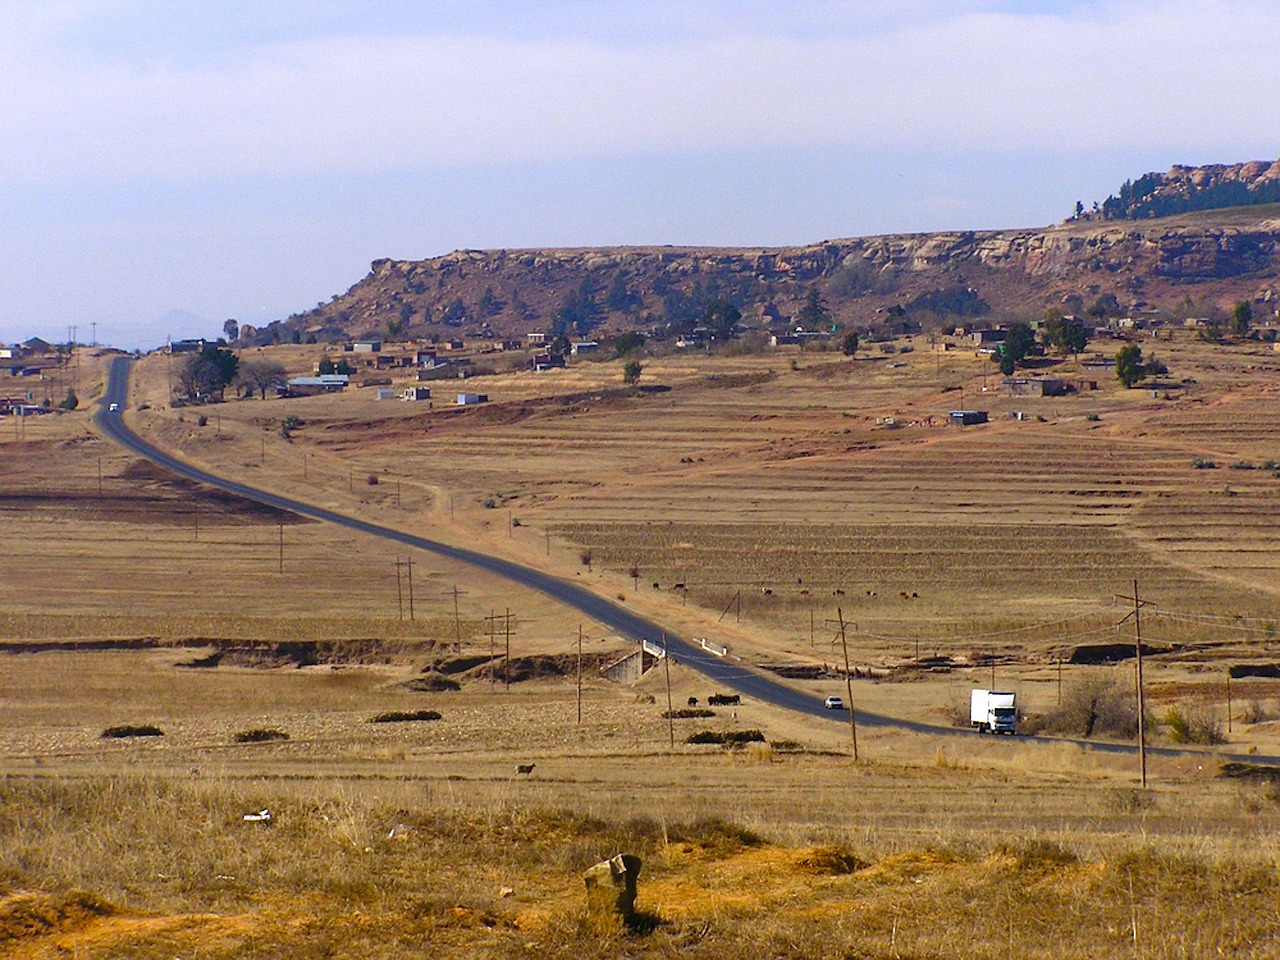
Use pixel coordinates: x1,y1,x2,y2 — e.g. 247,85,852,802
108,403,119,412
823,696,845,710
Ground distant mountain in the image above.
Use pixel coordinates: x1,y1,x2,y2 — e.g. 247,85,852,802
250,193,1280,348
1086,160,1280,221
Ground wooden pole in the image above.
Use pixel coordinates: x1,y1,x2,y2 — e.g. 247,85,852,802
1133,579,1148,789
836,607,859,762
489,611,496,691
406,557,415,621
193,499,199,541
577,625,583,725
504,608,511,691
277,523,283,573
663,633,675,750
1227,670,1233,734
453,585,462,653
395,559,404,620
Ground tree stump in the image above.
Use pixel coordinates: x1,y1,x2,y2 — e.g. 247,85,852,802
583,854,641,921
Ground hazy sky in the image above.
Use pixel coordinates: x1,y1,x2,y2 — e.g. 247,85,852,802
2,0,1277,348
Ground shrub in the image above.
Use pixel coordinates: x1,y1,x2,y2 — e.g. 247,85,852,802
1192,457,1217,469
366,473,379,485
101,724,164,739
1230,460,1256,470
685,729,766,747
661,708,715,719
1085,412,1101,422
1261,460,1278,471
234,728,289,743
371,709,442,724
1038,677,1136,739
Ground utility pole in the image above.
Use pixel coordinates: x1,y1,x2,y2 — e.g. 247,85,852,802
663,633,675,750
1116,580,1151,789
504,608,512,691
489,611,496,690
406,557,415,621
394,559,404,620
577,625,583,724
277,523,283,573
836,607,859,762
452,585,464,653
193,499,199,541
1227,670,1233,734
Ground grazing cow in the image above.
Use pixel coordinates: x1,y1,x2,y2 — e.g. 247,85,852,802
687,696,698,707
516,763,536,777
708,693,741,706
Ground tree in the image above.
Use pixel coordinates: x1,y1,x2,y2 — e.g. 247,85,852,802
613,331,645,357
178,345,238,400
58,388,78,410
237,358,287,399
1230,300,1252,337
840,329,859,356
335,358,354,376
623,359,643,385
1088,293,1121,320
704,301,742,342
223,318,239,342
795,287,831,329
1115,344,1145,388
1061,317,1089,358
317,356,335,375
991,321,1035,373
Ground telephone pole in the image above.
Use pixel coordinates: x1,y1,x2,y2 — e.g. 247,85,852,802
394,559,404,620
405,557,415,621
836,607,859,762
663,633,675,750
1116,580,1152,789
577,625,583,724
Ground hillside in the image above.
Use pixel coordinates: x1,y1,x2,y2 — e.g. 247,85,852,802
248,201,1280,348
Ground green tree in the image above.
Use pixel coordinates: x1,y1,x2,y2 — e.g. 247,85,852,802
1115,344,1145,388
178,345,238,400
795,287,831,329
704,301,742,342
840,329,859,356
1061,317,1089,358
1230,300,1252,337
58,388,78,410
623,358,643,385
223,318,239,342
613,331,645,357
991,321,1035,373
317,356,335,375
335,358,354,376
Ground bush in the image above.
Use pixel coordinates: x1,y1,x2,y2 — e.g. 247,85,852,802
58,389,78,411
101,724,164,739
1085,412,1101,422
685,729,766,747
366,473,379,485
234,728,289,743
371,709,442,724
1163,706,1225,745
1230,460,1256,470
1038,677,1136,739
1192,457,1217,469
661,708,715,719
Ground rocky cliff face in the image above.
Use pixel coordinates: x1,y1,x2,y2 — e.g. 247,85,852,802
254,206,1280,345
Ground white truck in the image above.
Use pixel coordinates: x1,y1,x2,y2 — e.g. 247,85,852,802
970,689,1017,735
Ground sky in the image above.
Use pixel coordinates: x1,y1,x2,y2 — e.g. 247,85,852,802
1,0,1277,349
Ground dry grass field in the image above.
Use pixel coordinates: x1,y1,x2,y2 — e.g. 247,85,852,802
4,333,1280,956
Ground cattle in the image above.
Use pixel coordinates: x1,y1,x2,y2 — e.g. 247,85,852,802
516,763,536,777
707,693,741,706
687,696,698,707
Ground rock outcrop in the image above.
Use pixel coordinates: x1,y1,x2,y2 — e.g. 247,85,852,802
257,204,1280,345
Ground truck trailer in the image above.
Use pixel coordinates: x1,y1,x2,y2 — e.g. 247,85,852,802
970,689,1017,734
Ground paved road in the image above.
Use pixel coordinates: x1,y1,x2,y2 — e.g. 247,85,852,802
95,357,1277,766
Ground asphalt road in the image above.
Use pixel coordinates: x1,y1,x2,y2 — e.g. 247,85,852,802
95,357,1278,766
